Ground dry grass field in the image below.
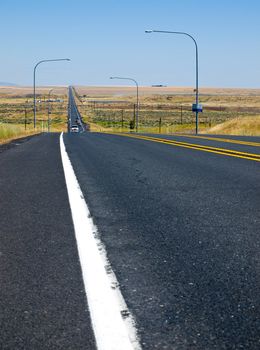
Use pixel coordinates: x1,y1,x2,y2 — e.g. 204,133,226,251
0,124,41,144
208,115,260,135
75,86,260,136
0,86,68,143
1,86,260,143
0,86,68,97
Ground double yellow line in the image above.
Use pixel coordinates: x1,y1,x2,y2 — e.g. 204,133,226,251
107,133,260,162
175,134,260,147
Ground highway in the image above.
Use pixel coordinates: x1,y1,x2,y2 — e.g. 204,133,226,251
68,86,85,132
0,92,259,349
63,131,260,350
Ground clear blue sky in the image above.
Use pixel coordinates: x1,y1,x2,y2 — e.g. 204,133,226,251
1,0,259,88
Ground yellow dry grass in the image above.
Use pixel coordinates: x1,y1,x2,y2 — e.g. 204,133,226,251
75,85,260,97
88,122,112,132
207,116,260,136
0,86,68,97
0,124,40,144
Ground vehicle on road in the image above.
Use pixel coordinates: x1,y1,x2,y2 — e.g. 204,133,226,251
70,125,79,133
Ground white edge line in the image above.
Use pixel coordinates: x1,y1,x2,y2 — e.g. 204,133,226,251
60,132,141,350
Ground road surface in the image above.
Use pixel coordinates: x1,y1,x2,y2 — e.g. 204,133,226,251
0,103,259,349
68,86,85,132
63,131,260,349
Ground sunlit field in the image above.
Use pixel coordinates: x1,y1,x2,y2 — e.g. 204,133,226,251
74,86,260,136
1,86,260,143
0,86,68,143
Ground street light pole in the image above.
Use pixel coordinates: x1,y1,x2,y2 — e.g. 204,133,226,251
33,58,70,129
145,30,200,134
110,76,139,132
47,88,54,133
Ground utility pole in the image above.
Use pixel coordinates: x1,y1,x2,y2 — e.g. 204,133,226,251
24,107,27,130
121,109,124,130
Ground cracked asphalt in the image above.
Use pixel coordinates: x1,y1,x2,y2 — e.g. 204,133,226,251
0,130,259,349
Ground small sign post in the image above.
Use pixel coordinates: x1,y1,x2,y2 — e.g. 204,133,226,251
192,104,203,113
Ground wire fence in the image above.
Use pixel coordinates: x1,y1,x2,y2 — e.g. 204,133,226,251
0,96,68,129
77,101,260,132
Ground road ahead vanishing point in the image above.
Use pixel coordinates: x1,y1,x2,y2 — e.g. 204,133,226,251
0,89,259,350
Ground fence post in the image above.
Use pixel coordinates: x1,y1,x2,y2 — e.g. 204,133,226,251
133,103,136,129
24,107,27,130
121,109,124,130
159,117,162,133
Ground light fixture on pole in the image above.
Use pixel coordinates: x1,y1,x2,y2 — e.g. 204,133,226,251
145,30,201,134
110,76,139,132
33,58,70,128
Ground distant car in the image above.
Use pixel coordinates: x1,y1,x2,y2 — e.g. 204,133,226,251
70,125,79,133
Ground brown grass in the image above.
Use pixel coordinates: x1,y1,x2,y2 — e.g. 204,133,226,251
1,86,260,138
0,86,68,97
74,86,260,136
207,116,260,136
0,87,68,141
75,85,260,97
0,124,40,144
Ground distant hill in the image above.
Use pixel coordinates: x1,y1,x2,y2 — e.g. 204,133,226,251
0,82,18,86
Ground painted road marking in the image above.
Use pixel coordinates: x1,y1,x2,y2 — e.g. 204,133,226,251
60,133,140,350
173,134,260,147
106,133,260,162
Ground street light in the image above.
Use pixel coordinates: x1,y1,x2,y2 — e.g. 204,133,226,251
33,58,70,129
145,29,201,134
110,76,139,132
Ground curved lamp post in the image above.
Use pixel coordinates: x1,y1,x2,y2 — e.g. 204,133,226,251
145,30,200,134
33,58,70,128
110,76,139,132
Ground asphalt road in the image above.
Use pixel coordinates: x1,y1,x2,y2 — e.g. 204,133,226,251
64,131,260,349
68,87,85,132
0,134,96,350
0,127,259,349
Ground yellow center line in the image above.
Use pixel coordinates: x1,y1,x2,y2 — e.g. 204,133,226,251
174,134,260,147
104,132,260,162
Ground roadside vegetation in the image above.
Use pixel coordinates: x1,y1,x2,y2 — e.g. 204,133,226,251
207,115,260,136
0,123,40,144
74,86,260,136
0,86,68,143
1,86,260,142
